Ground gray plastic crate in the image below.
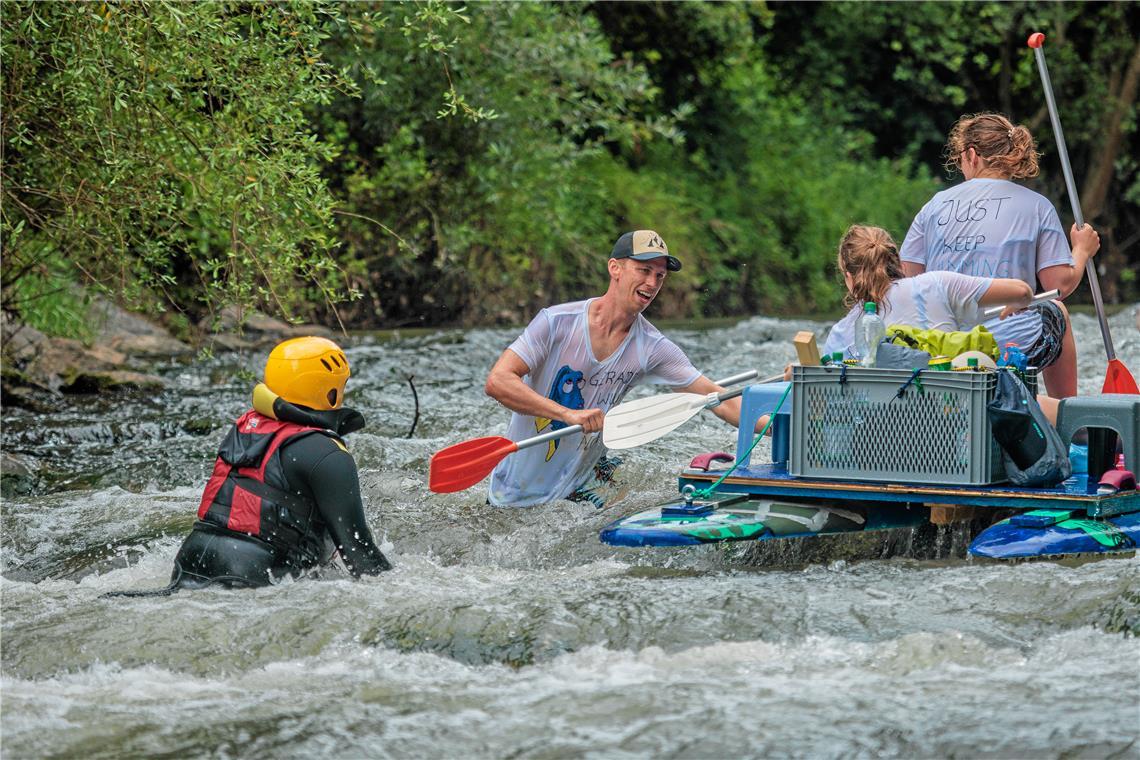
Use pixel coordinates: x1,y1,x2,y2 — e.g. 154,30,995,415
789,365,1036,486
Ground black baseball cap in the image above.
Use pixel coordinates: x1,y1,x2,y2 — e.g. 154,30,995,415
610,230,682,272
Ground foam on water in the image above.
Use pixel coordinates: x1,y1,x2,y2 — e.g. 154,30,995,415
2,306,1139,757
4,624,1136,758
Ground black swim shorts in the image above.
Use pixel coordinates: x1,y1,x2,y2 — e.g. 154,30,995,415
1023,300,1066,369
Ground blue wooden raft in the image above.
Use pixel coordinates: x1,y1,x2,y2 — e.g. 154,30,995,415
599,463,1140,557
678,463,1140,519
600,376,1140,558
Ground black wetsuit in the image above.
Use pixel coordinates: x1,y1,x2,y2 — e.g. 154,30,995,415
173,411,391,588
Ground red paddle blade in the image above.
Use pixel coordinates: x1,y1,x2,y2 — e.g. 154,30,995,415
429,436,519,493
1103,359,1139,394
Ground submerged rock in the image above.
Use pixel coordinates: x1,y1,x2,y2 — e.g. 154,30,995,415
2,299,182,394
181,417,219,435
89,299,192,358
2,298,339,398
14,337,166,393
1,451,41,497
205,305,335,347
1,317,48,362
61,369,167,394
106,333,194,358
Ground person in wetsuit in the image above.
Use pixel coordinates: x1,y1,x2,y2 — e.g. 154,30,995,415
171,336,391,589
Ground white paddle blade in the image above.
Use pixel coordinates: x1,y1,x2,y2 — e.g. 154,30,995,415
603,392,712,449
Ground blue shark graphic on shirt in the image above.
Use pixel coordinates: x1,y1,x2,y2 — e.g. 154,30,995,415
535,365,584,461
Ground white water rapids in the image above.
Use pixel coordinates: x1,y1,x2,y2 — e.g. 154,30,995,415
3,307,1139,758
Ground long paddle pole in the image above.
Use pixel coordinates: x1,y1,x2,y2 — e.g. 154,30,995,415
1028,32,1137,394
509,370,762,455
982,288,1059,318
429,370,763,493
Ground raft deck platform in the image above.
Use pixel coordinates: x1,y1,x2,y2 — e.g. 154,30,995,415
678,462,1140,518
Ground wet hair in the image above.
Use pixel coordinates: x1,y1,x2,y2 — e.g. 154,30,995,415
943,113,1039,179
837,224,904,309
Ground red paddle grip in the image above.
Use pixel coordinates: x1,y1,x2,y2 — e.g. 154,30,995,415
1027,32,1045,49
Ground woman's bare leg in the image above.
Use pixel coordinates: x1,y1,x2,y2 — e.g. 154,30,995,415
1036,394,1059,426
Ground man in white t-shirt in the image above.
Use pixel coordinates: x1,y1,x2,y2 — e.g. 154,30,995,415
485,230,748,507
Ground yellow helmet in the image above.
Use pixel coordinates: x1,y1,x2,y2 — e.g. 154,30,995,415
263,337,350,411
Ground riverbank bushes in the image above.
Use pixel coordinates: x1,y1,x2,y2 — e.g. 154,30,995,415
314,2,939,325
3,2,1136,335
1,2,348,337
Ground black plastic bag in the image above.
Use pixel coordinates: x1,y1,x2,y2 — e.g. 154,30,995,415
987,369,1071,487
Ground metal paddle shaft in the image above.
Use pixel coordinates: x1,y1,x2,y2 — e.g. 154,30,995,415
1030,33,1137,394
1029,33,1114,361
715,369,760,387
516,424,583,451
603,373,784,450
982,288,1059,318
429,370,762,493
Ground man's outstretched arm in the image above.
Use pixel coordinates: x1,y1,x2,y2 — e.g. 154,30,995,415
676,375,745,428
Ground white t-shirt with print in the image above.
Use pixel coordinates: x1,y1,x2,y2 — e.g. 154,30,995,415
488,299,701,507
823,271,992,357
898,178,1071,348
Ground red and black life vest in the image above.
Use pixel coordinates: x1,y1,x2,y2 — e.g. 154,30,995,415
197,410,336,555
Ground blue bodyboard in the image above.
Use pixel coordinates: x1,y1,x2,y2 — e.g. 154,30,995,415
969,510,1140,559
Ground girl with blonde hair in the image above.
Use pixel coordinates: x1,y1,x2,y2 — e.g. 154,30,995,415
823,224,1037,359
898,113,1099,397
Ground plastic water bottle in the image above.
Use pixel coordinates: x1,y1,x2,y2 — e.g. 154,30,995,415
853,302,886,367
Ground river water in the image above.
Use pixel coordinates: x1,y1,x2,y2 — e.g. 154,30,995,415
3,307,1139,758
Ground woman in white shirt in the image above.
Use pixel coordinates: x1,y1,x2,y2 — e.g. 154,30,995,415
823,224,1065,422
897,113,1100,397
824,224,1036,366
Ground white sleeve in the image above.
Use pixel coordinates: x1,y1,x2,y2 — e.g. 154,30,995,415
643,338,701,388
1036,204,1074,271
506,310,552,372
821,325,845,357
899,205,929,265
941,272,992,317
822,308,859,358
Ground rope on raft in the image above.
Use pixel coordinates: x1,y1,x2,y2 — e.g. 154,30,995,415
694,381,792,499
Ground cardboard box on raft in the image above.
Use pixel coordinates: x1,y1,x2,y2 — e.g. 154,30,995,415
793,331,820,367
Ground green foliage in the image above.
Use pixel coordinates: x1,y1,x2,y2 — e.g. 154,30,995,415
312,0,940,324
3,0,1134,334
1,1,354,333
712,57,937,313
1,249,95,341
315,2,679,325
583,4,938,317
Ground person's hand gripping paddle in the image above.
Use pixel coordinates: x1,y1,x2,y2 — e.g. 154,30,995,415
428,370,762,493
1028,32,1138,394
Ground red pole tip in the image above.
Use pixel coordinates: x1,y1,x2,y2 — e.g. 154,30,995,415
1027,32,1045,49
